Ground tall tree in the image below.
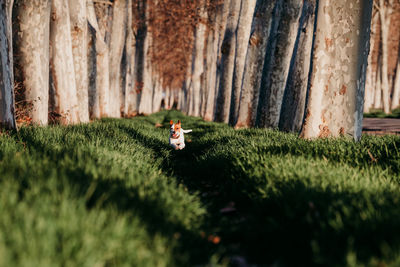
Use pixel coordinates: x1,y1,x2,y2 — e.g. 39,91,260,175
0,0,16,129
108,0,127,117
300,0,373,140
229,0,257,125
257,0,303,128
88,1,111,118
279,0,316,132
50,0,79,124
214,0,241,123
377,0,394,114
235,0,276,128
364,10,379,113
391,42,400,110
188,4,207,117
123,0,138,117
70,0,89,123
14,0,51,125
203,1,229,121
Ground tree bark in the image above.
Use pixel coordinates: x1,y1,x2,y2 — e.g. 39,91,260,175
214,0,242,123
108,0,127,118
229,0,257,125
87,1,111,118
70,0,89,123
391,45,400,110
0,0,16,129
364,11,379,113
373,57,383,109
87,22,100,119
279,0,316,132
189,4,207,117
378,0,393,114
138,19,153,115
300,0,373,141
257,0,303,128
123,0,137,117
235,0,276,128
50,0,80,124
14,0,51,125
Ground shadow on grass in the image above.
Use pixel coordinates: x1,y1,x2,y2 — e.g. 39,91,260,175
14,126,215,266
117,116,400,266
14,114,400,266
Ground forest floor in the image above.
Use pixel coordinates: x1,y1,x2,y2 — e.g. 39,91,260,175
1,110,400,266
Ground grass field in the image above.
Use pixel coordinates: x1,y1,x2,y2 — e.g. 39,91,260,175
364,108,400,118
1,110,400,266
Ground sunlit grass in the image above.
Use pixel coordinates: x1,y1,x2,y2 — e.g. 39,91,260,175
1,110,400,266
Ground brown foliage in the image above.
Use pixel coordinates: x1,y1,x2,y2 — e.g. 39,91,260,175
146,0,220,89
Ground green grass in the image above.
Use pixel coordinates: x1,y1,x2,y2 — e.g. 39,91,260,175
364,108,400,118
1,110,400,266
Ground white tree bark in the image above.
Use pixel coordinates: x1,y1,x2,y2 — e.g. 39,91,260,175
108,0,127,118
87,22,100,119
0,0,16,129
14,0,51,125
279,0,316,132
364,11,379,113
391,48,400,110
258,0,303,128
235,0,276,128
70,0,89,122
87,1,111,118
215,0,242,123
152,77,163,113
300,0,373,141
50,0,79,124
373,58,383,109
229,0,257,125
138,24,153,115
378,0,393,114
123,0,137,117
189,4,207,117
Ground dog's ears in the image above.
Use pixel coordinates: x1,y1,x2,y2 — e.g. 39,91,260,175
170,120,173,125
177,120,181,124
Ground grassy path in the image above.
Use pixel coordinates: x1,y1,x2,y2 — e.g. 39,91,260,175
1,110,400,266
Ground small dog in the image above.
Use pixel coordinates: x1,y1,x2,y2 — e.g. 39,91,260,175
169,120,192,150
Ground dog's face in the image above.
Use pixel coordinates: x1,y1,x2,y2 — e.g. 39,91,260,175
170,120,181,139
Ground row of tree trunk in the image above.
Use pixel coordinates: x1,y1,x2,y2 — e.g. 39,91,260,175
0,0,374,141
364,0,400,114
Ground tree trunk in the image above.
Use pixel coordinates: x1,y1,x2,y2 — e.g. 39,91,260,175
189,4,207,117
258,0,303,128
255,0,283,127
203,18,219,121
300,0,373,141
378,0,393,114
214,0,242,123
138,22,153,115
87,22,100,119
123,0,137,117
108,0,127,118
391,47,400,110
50,0,80,124
229,0,257,125
70,0,89,123
0,0,16,129
87,1,111,118
14,0,51,125
374,57,383,109
235,0,276,128
364,11,379,113
279,0,316,132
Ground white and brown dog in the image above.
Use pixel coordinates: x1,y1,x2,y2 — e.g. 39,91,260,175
169,120,192,150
